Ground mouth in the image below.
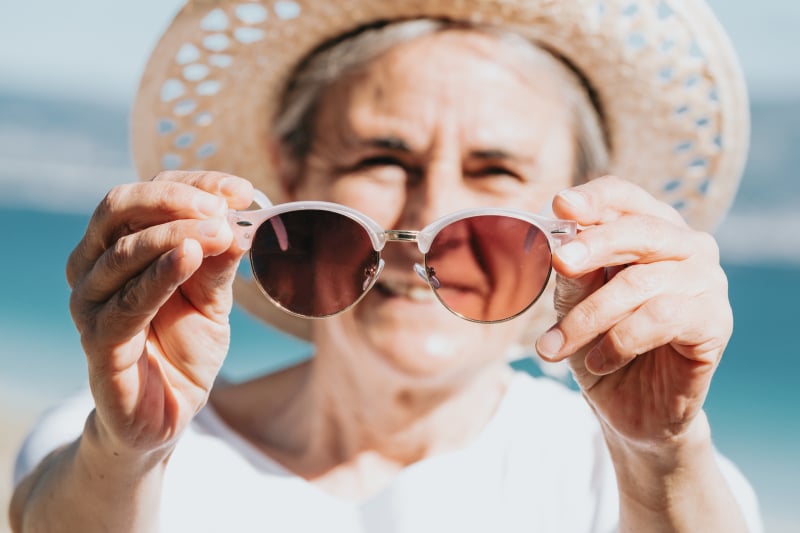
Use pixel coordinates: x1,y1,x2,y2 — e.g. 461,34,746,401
375,279,438,303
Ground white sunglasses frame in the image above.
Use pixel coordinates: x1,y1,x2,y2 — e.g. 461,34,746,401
228,190,577,322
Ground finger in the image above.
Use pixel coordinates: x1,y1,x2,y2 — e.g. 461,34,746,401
152,170,254,210
553,175,687,228
174,244,245,322
77,239,204,372
536,269,604,361
76,217,233,304
66,173,253,289
552,216,718,278
540,260,716,360
67,181,229,288
584,293,731,376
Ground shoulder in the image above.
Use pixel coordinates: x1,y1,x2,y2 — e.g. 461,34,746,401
13,387,94,486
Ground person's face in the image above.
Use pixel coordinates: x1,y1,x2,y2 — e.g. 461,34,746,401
288,30,575,378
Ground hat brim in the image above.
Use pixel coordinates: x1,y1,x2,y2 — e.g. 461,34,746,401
132,0,748,341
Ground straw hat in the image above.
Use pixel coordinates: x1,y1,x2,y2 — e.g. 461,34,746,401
131,0,749,341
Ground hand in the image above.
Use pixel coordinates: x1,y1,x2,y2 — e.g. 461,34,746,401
66,171,253,457
535,176,733,447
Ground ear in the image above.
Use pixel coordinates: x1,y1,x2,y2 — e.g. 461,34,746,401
267,136,301,201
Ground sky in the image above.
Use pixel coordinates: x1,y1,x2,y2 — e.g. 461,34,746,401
1,1,799,104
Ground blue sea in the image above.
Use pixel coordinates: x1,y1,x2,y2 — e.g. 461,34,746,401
1,92,799,531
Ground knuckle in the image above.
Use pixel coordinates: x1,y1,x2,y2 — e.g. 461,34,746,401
660,203,685,226
568,296,602,333
151,171,170,182
98,185,130,218
166,169,230,190
153,170,199,184
643,296,678,325
710,263,729,292
104,234,137,276
68,289,94,336
115,277,145,316
195,170,228,185
65,244,87,288
605,325,634,357
694,231,720,262
616,264,659,297
637,216,666,255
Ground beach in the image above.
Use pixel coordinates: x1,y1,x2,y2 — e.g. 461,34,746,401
1,408,33,532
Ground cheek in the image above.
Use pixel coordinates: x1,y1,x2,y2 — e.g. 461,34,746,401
328,179,408,228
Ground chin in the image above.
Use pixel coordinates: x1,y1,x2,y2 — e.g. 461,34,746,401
347,294,515,380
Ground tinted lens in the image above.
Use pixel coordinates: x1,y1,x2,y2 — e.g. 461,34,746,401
425,215,552,322
250,210,379,317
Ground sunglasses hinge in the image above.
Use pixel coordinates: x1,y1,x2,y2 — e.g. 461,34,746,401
385,230,420,243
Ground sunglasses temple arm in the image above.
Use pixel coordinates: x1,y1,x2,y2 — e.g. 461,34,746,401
547,220,578,248
227,190,289,250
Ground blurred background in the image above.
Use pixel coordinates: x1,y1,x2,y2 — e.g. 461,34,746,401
1,1,797,531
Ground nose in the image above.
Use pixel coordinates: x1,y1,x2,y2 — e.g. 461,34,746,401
394,154,469,230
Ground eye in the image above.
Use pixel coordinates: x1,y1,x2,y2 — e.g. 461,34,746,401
355,156,406,170
468,166,522,180
346,156,414,184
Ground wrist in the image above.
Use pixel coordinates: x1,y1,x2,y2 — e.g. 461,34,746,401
12,410,172,532
603,412,715,504
80,409,175,477
601,412,748,532
605,410,712,464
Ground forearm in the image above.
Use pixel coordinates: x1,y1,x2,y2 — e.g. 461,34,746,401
605,413,748,533
10,411,170,533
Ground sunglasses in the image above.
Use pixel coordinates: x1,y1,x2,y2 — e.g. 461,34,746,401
228,191,576,323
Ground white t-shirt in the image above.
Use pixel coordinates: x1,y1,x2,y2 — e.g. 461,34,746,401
14,372,763,532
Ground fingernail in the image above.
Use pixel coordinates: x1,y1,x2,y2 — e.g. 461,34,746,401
558,189,588,210
198,218,223,237
586,346,606,374
220,177,241,197
196,194,226,217
536,327,565,359
555,241,588,267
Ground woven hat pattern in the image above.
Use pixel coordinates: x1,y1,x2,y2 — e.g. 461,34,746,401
131,0,748,338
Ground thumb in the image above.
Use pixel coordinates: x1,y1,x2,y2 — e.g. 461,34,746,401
181,229,247,323
538,270,605,390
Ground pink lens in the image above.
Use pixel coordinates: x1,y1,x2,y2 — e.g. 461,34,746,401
424,215,552,322
250,210,379,317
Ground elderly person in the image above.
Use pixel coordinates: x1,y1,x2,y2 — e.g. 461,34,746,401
11,1,761,532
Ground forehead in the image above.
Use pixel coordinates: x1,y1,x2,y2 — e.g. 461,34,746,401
317,30,573,149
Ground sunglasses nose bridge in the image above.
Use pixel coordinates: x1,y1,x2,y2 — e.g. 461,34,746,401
384,229,420,243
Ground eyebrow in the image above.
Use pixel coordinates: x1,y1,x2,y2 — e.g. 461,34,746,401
470,149,514,160
364,136,412,152
358,137,533,165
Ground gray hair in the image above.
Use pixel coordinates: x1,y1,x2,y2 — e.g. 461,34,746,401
274,19,609,185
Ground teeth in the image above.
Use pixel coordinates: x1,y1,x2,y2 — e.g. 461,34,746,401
407,286,435,302
380,280,436,302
